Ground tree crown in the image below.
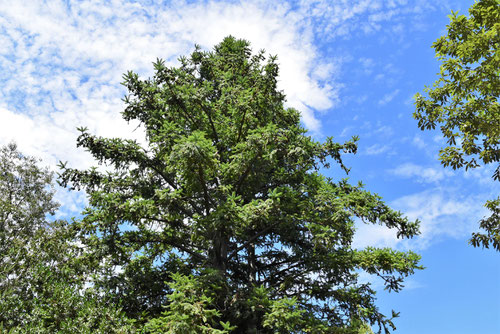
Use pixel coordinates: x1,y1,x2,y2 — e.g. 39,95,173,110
60,36,421,333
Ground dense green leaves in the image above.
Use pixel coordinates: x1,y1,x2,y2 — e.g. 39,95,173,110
144,273,235,334
60,37,421,332
414,0,500,250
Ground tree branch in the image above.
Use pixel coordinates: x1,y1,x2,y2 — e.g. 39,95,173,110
227,221,280,261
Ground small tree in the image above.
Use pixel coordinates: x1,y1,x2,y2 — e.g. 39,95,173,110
414,0,499,250
61,37,421,332
0,143,134,333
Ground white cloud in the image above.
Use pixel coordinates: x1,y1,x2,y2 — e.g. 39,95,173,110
0,1,344,167
311,61,341,81
378,88,400,105
340,126,354,138
374,73,385,81
0,0,343,218
391,189,488,250
53,186,88,219
461,164,500,187
374,124,394,137
359,57,375,75
0,0,442,158
412,135,427,150
296,0,403,38
365,143,391,155
433,134,446,144
353,221,400,249
354,188,490,251
390,162,452,183
0,0,459,218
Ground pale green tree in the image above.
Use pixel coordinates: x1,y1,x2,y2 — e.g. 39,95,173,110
0,143,134,333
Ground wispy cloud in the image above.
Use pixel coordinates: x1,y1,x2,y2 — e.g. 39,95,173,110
412,135,427,150
374,124,394,137
389,162,453,183
0,0,343,168
392,189,488,250
353,221,400,249
364,143,391,155
354,188,490,251
359,57,375,75
53,186,88,219
378,88,400,105
296,0,437,38
0,0,436,167
0,0,462,218
461,164,500,187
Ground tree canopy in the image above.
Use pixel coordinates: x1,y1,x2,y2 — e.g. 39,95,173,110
0,143,133,333
413,0,499,250
60,36,421,333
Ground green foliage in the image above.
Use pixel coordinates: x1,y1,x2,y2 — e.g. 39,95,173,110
414,0,500,250
261,293,305,332
144,273,235,334
60,37,422,332
0,143,134,333
0,142,58,247
470,197,500,249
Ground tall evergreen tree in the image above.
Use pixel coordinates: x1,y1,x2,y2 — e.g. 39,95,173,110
60,37,421,333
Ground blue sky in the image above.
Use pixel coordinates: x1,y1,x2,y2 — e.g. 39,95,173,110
0,0,498,332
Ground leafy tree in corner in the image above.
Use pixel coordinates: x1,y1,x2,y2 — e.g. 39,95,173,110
0,143,134,333
414,0,499,250
60,37,421,333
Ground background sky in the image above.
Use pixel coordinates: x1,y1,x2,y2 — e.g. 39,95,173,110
0,0,498,332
